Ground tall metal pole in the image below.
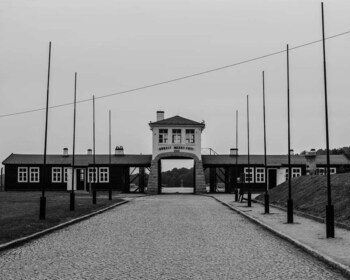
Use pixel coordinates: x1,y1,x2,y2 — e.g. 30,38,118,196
70,72,77,211
235,109,239,201
247,95,252,207
40,42,52,220
108,110,112,200
92,95,97,204
322,2,334,238
287,44,294,224
263,71,269,214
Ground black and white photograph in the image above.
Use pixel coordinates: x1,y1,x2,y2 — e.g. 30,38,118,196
1,0,350,279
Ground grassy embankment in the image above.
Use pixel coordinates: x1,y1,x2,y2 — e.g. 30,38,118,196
256,173,350,227
0,191,123,245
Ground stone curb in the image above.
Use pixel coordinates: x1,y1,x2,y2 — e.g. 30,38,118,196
0,200,129,253
206,195,350,279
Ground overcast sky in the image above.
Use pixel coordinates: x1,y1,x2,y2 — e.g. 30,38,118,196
1,0,350,170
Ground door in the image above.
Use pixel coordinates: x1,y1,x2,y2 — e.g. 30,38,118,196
77,169,85,191
268,169,277,189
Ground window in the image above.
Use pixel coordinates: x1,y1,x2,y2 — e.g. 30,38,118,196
63,168,69,183
172,129,182,144
18,167,28,183
244,167,254,183
52,167,62,183
317,167,325,175
256,168,265,183
159,129,168,144
88,167,98,183
185,129,195,144
292,168,301,178
99,167,109,183
317,167,336,175
30,167,40,183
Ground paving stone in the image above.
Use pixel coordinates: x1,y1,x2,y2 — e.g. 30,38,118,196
0,195,347,279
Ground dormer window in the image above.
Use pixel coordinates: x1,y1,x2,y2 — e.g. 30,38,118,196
159,129,168,144
172,129,182,144
185,129,195,144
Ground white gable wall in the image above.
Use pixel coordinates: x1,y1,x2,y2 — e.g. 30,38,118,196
152,126,202,159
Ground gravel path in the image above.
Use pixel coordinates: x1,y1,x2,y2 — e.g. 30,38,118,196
0,195,347,279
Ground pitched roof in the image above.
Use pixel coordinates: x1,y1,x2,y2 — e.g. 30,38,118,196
202,154,350,166
149,115,205,128
2,154,152,166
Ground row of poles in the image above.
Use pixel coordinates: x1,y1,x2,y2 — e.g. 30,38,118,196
39,44,114,219
38,3,334,238
234,3,334,238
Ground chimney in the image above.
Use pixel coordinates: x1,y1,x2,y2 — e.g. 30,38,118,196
63,148,68,157
87,149,92,155
115,146,124,156
290,149,294,155
156,111,164,121
230,148,238,156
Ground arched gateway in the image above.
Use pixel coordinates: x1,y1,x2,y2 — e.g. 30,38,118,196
146,111,207,194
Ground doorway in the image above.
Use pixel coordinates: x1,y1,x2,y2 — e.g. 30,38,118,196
268,169,277,189
158,159,195,194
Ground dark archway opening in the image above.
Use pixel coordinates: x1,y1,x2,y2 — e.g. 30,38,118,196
158,158,195,194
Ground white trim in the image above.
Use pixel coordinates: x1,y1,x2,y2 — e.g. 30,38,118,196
29,167,40,183
255,167,265,183
99,167,109,183
244,167,254,183
63,167,69,183
52,167,62,183
292,167,301,178
18,167,28,183
88,167,98,183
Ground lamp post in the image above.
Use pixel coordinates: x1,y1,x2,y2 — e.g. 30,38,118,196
247,95,252,207
108,110,112,200
70,72,77,211
321,2,334,238
235,110,239,202
92,95,97,204
40,42,52,220
262,71,269,214
287,44,294,224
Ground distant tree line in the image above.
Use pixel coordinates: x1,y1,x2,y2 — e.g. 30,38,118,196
161,167,194,187
300,146,350,158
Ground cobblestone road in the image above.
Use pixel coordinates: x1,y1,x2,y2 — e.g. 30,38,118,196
0,195,347,279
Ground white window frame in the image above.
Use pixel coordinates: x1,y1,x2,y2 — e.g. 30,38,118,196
18,167,28,183
99,167,109,183
172,129,182,144
244,167,254,183
330,167,336,174
159,129,168,144
185,129,195,144
292,168,301,178
88,167,98,183
285,168,289,181
52,167,62,183
29,167,40,183
317,167,325,175
255,168,265,183
63,167,69,183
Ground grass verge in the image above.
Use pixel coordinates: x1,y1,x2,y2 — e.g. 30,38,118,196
256,174,350,227
0,191,123,245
